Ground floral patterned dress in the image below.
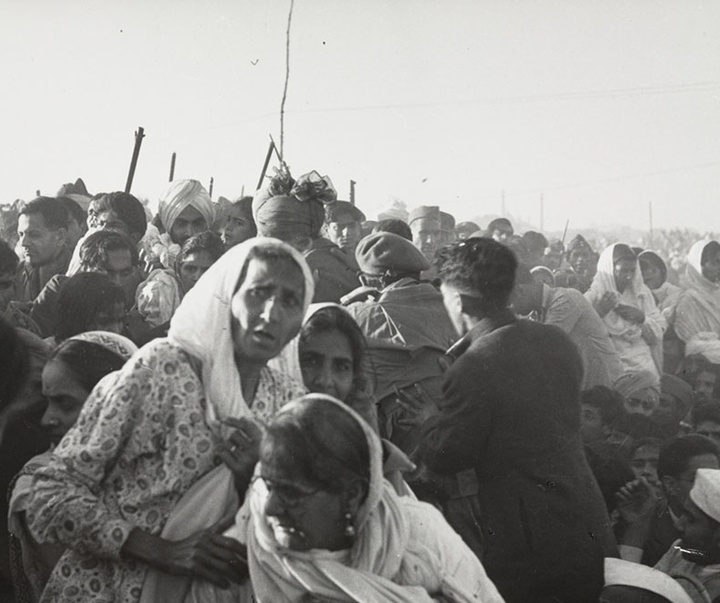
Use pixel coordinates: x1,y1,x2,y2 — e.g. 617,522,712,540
26,338,305,603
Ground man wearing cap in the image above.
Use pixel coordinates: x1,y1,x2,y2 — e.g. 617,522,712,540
324,200,365,257
653,468,720,601
342,231,457,493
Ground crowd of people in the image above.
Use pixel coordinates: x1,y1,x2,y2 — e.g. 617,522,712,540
2,167,720,602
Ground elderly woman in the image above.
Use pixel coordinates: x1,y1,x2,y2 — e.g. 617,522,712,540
189,394,504,603
674,240,720,346
26,238,314,603
586,243,666,379
253,168,359,303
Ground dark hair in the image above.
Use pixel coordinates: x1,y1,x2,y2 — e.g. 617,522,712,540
20,197,69,231
55,272,125,341
0,317,29,408
522,231,548,254
374,219,412,241
79,230,139,271
638,251,668,283
581,386,625,427
231,196,256,222
701,241,720,267
49,339,126,393
693,402,720,427
92,191,148,241
435,237,518,309
57,196,87,227
0,239,19,274
486,218,513,235
299,307,369,395
613,244,636,265
657,434,719,480
629,437,663,457
176,231,225,273
676,354,719,393
261,396,370,493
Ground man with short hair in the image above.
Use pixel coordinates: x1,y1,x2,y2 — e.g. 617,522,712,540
654,468,720,601
30,230,142,337
15,197,71,302
484,217,513,243
694,403,720,447
324,200,365,256
617,435,720,567
342,232,457,473
420,237,615,602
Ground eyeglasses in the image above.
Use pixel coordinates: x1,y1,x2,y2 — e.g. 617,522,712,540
258,476,321,509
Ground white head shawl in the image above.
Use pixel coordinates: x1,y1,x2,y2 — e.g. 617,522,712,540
167,237,314,427
65,330,138,361
587,243,654,339
683,240,720,307
238,394,432,603
158,179,215,235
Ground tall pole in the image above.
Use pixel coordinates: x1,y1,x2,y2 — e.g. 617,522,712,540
169,152,176,182
350,180,356,205
208,177,214,198
649,201,654,249
124,126,145,194
256,137,277,191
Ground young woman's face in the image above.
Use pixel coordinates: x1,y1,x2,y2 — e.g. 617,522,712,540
702,248,720,283
231,257,305,364
221,206,255,249
299,328,355,402
178,250,215,292
41,359,91,443
640,262,664,290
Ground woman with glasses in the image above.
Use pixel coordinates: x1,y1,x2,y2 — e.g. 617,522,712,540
188,394,504,603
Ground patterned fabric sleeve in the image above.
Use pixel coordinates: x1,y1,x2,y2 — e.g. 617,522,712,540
25,341,204,561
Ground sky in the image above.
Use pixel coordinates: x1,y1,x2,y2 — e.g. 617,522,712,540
0,0,718,234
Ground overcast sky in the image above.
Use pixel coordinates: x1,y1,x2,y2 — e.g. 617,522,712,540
1,0,718,233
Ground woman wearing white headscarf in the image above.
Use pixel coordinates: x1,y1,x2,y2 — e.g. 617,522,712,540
675,240,720,346
26,238,314,603
586,243,665,379
188,394,504,603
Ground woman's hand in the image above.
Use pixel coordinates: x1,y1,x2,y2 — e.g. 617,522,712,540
219,417,263,496
595,291,619,317
122,524,248,588
614,304,645,324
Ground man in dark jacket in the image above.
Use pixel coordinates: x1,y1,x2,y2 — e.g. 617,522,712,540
420,237,617,603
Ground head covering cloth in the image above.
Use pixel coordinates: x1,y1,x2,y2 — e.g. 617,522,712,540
65,330,138,361
614,370,661,400
253,170,337,241
355,231,430,276
681,240,720,322
638,251,668,286
234,394,435,603
602,558,693,603
167,237,314,428
566,234,594,260
158,179,215,235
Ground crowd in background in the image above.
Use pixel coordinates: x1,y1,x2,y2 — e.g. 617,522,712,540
2,169,720,603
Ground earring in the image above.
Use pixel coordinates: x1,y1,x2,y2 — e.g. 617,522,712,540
343,511,356,539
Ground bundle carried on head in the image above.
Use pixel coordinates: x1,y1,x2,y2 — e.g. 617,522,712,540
253,165,337,241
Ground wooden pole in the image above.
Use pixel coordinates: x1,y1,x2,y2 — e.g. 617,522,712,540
256,137,277,191
169,152,176,182
124,126,145,193
208,177,214,198
350,180,356,205
561,219,570,245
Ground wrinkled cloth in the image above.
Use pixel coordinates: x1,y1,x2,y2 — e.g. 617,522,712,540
421,312,616,603
654,540,720,603
254,171,337,240
167,237,314,429
25,239,312,603
675,240,720,344
540,285,622,389
188,394,504,603
158,179,215,235
135,268,183,328
614,369,661,399
640,251,682,325
586,244,665,378
304,237,360,302
9,333,137,602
